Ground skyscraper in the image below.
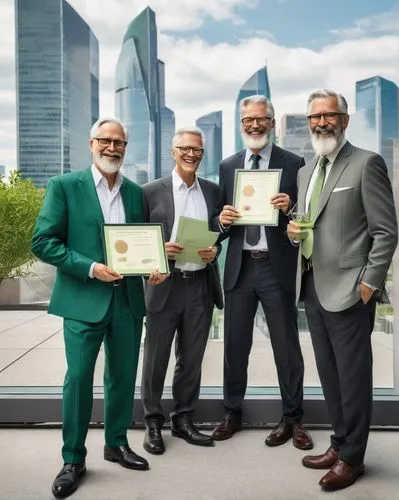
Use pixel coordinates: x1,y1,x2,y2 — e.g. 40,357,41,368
279,115,314,163
235,66,271,152
158,60,175,178
196,111,223,181
15,0,99,187
115,7,165,184
353,76,399,180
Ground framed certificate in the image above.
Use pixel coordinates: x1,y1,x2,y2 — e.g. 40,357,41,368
103,223,169,275
232,169,282,226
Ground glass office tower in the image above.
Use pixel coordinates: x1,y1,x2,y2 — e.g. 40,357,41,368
355,76,399,180
115,7,162,184
235,66,271,152
196,111,223,181
158,60,175,178
15,0,99,187
279,114,314,163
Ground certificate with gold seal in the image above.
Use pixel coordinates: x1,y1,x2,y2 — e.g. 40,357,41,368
232,169,282,226
103,223,169,275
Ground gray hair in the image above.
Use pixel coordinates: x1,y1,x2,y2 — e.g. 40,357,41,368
307,90,348,114
90,117,128,141
240,95,275,119
172,127,206,146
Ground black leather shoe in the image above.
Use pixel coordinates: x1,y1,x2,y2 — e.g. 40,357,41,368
52,462,86,498
104,445,149,470
143,426,165,455
171,416,214,447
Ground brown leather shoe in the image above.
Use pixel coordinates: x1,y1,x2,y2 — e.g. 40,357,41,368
292,424,313,450
302,446,339,469
265,421,292,446
319,459,365,490
212,418,242,441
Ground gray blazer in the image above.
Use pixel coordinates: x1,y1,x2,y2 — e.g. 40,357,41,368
296,141,398,312
143,175,224,313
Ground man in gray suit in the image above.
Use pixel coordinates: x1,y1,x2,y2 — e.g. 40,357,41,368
141,127,223,454
288,89,397,491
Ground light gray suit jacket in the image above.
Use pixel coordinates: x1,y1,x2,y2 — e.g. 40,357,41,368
142,175,224,314
296,141,398,312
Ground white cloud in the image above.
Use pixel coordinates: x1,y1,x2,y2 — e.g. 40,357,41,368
330,6,399,38
0,0,398,169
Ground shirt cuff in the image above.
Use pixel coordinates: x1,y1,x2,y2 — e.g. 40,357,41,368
218,221,230,233
361,281,378,291
89,262,97,278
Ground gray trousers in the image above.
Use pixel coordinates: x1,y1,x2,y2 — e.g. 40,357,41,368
141,273,213,424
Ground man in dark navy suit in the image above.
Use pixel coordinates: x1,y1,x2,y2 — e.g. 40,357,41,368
211,95,313,450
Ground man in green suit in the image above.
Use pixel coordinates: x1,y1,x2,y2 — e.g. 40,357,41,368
32,117,166,499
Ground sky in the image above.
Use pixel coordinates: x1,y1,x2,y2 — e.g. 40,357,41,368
0,0,398,171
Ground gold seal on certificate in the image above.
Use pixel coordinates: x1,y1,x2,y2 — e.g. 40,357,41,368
232,169,282,226
103,223,169,275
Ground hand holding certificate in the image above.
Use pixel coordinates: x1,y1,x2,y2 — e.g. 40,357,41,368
232,169,282,226
103,224,169,275
174,216,219,265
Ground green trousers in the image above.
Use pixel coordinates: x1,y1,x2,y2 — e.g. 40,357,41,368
61,286,143,464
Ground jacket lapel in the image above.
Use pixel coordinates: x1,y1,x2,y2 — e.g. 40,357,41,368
79,168,104,226
315,142,352,220
120,178,131,222
300,159,317,212
162,176,175,240
269,144,284,170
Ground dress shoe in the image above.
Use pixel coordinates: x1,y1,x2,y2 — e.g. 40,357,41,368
171,416,214,447
319,459,365,490
302,446,339,469
265,421,313,449
212,417,242,441
143,426,165,455
104,445,149,470
52,462,86,498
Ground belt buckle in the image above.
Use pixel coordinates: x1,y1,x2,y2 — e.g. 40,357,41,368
181,270,192,279
303,258,312,271
250,251,263,259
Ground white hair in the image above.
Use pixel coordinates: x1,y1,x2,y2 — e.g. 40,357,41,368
240,95,275,119
172,127,206,146
307,90,348,114
90,117,128,141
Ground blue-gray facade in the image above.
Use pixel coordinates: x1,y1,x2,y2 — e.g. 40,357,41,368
355,76,399,180
115,7,165,184
196,111,223,181
235,66,271,152
15,0,99,187
158,60,175,178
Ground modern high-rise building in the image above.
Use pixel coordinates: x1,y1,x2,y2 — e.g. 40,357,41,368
15,0,99,187
196,111,223,181
158,60,175,178
352,76,399,180
279,115,314,163
116,7,175,184
235,66,271,152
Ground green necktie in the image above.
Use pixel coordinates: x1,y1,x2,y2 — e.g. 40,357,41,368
301,156,328,259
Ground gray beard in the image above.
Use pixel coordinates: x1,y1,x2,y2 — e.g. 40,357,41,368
241,131,270,150
96,155,123,174
310,132,344,157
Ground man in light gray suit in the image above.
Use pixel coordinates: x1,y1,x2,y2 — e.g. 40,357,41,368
141,127,223,455
288,90,397,491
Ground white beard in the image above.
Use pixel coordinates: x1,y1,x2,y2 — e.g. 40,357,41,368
310,132,343,157
241,131,270,150
95,154,123,174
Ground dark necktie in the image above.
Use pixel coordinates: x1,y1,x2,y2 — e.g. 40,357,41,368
245,154,262,246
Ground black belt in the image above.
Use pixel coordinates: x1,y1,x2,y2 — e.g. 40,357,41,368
302,257,313,272
174,268,208,279
243,250,269,260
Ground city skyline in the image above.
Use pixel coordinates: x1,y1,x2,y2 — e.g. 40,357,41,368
0,0,398,172
15,0,99,187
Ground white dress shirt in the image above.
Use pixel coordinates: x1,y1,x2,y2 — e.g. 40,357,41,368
170,169,208,271
89,165,125,277
242,142,273,251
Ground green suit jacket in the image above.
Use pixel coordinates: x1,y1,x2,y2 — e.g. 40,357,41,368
31,167,146,322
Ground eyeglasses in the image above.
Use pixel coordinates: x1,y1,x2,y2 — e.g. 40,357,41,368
94,137,127,149
241,116,273,126
174,146,204,156
307,112,347,124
